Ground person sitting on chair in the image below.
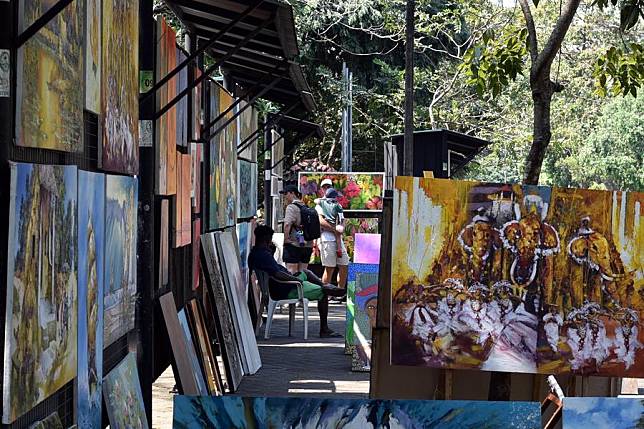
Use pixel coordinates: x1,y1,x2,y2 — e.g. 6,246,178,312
249,224,345,338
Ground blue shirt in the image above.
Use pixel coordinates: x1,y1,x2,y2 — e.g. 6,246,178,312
248,245,293,300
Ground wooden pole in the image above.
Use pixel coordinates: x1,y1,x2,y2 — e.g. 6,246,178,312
403,0,415,176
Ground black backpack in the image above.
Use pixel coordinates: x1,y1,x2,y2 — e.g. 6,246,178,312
293,202,321,241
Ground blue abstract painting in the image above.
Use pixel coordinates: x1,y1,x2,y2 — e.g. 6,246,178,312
346,263,379,352
173,396,541,429
563,397,644,429
77,171,105,428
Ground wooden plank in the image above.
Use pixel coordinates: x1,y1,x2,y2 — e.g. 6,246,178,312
187,299,224,395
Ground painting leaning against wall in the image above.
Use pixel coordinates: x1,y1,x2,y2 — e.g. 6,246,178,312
77,171,105,429
390,177,644,377
102,353,149,429
101,0,139,174
104,175,138,347
3,163,78,424
16,1,84,152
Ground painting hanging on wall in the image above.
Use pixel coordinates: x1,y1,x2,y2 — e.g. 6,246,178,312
352,272,379,371
176,48,188,148
17,1,84,152
77,171,105,429
173,396,541,428
192,66,202,141
237,101,258,162
104,175,138,347
191,143,202,213
4,163,78,424
237,159,257,219
101,0,139,174
563,397,643,429
345,263,379,354
85,0,101,113
102,353,149,429
390,177,644,376
192,219,201,290
155,16,177,195
236,222,252,288
159,199,169,289
299,173,384,211
173,152,192,248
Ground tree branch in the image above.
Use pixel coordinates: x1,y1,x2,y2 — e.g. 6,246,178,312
517,0,538,63
533,0,582,77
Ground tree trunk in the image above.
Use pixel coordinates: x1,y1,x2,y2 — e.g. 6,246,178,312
523,76,555,185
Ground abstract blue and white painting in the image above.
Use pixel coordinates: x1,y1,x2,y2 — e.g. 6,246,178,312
173,397,541,429
104,175,138,347
563,397,644,429
77,170,105,428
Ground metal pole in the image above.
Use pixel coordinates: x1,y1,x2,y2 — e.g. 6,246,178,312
263,124,273,227
403,0,415,176
347,68,353,172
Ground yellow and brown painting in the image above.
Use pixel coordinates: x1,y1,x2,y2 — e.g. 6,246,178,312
391,177,644,377
17,1,83,152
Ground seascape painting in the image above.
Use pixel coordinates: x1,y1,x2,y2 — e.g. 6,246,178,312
85,0,101,113
104,175,138,347
3,163,78,424
155,16,177,195
299,173,384,211
346,263,380,354
563,397,644,429
103,353,149,429
173,396,541,429
17,1,83,152
352,272,379,371
391,177,644,376
77,171,105,429
102,0,139,174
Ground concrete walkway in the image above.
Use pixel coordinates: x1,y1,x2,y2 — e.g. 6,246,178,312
151,302,369,428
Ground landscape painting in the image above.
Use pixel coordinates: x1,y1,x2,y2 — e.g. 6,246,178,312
103,353,149,429
208,83,223,230
237,101,258,161
4,163,78,424
173,397,541,429
155,17,177,195
390,177,643,376
85,0,101,113
102,0,139,174
352,272,379,372
104,175,138,347
77,171,105,429
563,397,643,429
299,173,384,211
17,1,84,152
221,89,238,226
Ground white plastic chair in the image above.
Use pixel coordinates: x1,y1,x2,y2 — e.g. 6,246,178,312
254,269,309,340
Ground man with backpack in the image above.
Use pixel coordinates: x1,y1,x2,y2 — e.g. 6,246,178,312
280,184,320,274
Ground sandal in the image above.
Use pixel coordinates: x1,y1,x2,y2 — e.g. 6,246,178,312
320,330,343,338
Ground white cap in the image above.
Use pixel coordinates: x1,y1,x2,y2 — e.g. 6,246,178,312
321,178,333,187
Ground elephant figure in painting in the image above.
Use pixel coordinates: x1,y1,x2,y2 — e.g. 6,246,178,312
458,207,503,283
567,216,632,307
501,212,560,299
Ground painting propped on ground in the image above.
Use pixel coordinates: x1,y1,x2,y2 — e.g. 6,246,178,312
77,171,105,429
104,175,138,347
352,272,379,371
173,396,541,428
17,1,84,152
563,397,644,429
101,0,139,174
345,263,379,354
4,163,78,424
299,173,384,211
391,177,643,376
102,353,149,429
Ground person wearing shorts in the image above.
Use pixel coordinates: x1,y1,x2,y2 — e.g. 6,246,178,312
315,185,349,291
279,184,313,273
248,225,345,337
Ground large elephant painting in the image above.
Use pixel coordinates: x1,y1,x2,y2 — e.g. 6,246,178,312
391,177,644,377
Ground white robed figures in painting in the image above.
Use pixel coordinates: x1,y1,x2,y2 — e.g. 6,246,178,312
542,305,564,353
614,307,642,369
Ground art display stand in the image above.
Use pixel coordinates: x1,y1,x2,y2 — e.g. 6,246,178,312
369,190,617,401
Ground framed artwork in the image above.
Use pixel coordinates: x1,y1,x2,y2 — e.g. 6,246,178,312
104,175,138,348
236,222,252,289
191,143,203,213
27,412,63,429
237,101,258,162
186,299,223,395
192,219,201,291
352,273,379,372
391,177,644,376
237,159,257,219
215,231,261,375
345,263,379,354
155,17,177,195
201,232,243,391
173,152,192,247
192,66,202,142
77,171,105,428
353,233,381,264
178,309,209,395
159,293,201,395
159,199,169,289
3,163,78,424
298,172,384,211
85,0,101,113
101,0,139,174
176,48,188,147
309,218,379,265
563,397,643,428
173,397,541,428
17,1,83,152
102,353,148,429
